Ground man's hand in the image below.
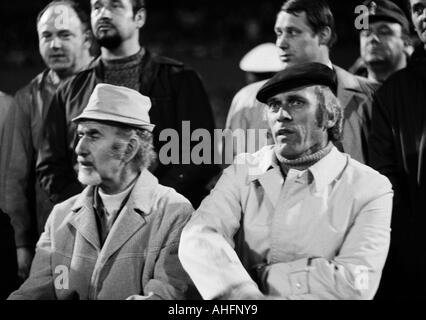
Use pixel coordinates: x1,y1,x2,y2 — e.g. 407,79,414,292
126,292,155,300
16,247,34,281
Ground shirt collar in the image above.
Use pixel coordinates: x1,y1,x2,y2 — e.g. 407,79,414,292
248,145,348,192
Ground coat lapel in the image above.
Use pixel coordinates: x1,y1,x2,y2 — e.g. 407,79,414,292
68,187,101,251
99,170,159,261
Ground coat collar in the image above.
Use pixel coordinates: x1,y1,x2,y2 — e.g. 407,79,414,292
334,65,364,109
68,169,159,254
248,146,348,201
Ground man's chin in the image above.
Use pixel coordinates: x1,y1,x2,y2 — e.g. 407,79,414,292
96,34,122,50
78,171,102,186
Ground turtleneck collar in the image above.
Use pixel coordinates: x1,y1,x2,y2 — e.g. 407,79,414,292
275,142,334,174
102,47,145,69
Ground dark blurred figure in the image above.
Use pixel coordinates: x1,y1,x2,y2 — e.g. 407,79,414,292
1,0,93,282
0,209,18,300
369,0,426,299
36,0,218,209
1,92,19,299
351,0,412,83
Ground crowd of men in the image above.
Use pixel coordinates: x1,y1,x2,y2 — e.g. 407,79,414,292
0,0,425,300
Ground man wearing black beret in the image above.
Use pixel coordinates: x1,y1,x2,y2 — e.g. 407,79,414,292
179,62,393,300
355,0,412,83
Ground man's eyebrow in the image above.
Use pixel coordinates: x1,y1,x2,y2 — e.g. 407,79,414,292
285,93,306,101
78,128,102,135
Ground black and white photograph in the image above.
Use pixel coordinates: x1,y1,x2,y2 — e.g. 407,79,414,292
0,0,425,306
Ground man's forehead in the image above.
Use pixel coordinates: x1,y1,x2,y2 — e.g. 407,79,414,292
38,4,81,31
78,121,114,132
368,20,402,31
275,10,310,29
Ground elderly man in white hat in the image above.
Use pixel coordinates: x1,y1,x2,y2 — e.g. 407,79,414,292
9,84,194,300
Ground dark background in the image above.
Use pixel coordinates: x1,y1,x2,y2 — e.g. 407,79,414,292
0,0,412,128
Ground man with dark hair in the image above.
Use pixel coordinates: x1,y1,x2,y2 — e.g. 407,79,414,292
9,84,194,300
224,0,378,165
179,63,393,300
1,0,94,282
36,0,219,210
369,0,426,300
356,0,411,83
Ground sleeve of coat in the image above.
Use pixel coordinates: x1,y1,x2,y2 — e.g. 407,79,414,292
178,161,263,300
143,195,195,300
8,212,57,300
2,90,37,248
36,86,83,204
157,69,221,206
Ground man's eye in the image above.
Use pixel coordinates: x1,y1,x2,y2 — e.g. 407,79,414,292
289,100,303,107
287,29,299,37
268,103,281,112
413,5,426,15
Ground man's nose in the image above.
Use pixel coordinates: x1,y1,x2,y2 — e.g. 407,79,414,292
99,6,112,19
276,34,289,50
277,107,292,121
50,36,62,49
75,137,88,156
367,32,380,43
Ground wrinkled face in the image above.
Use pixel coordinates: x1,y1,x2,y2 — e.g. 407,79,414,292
275,11,323,66
91,0,142,49
360,21,406,66
76,121,126,187
410,0,426,44
37,5,89,74
266,86,330,160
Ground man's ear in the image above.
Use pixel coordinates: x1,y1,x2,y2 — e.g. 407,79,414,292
325,113,337,129
124,137,139,163
318,26,332,46
134,8,146,29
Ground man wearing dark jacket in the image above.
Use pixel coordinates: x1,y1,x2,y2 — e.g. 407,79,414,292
36,0,218,209
369,0,426,299
1,0,94,282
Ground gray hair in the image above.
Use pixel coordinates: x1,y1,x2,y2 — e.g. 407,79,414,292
313,85,343,142
114,126,157,172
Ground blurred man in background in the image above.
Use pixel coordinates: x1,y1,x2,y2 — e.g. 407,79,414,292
369,0,426,299
352,0,411,83
36,0,219,210
1,0,94,282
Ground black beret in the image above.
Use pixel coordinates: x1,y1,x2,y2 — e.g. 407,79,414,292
361,0,409,32
256,62,338,104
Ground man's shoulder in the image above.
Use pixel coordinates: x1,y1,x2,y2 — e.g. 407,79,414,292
334,65,379,97
14,70,49,98
151,55,185,68
48,192,83,222
344,155,392,190
235,80,268,100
